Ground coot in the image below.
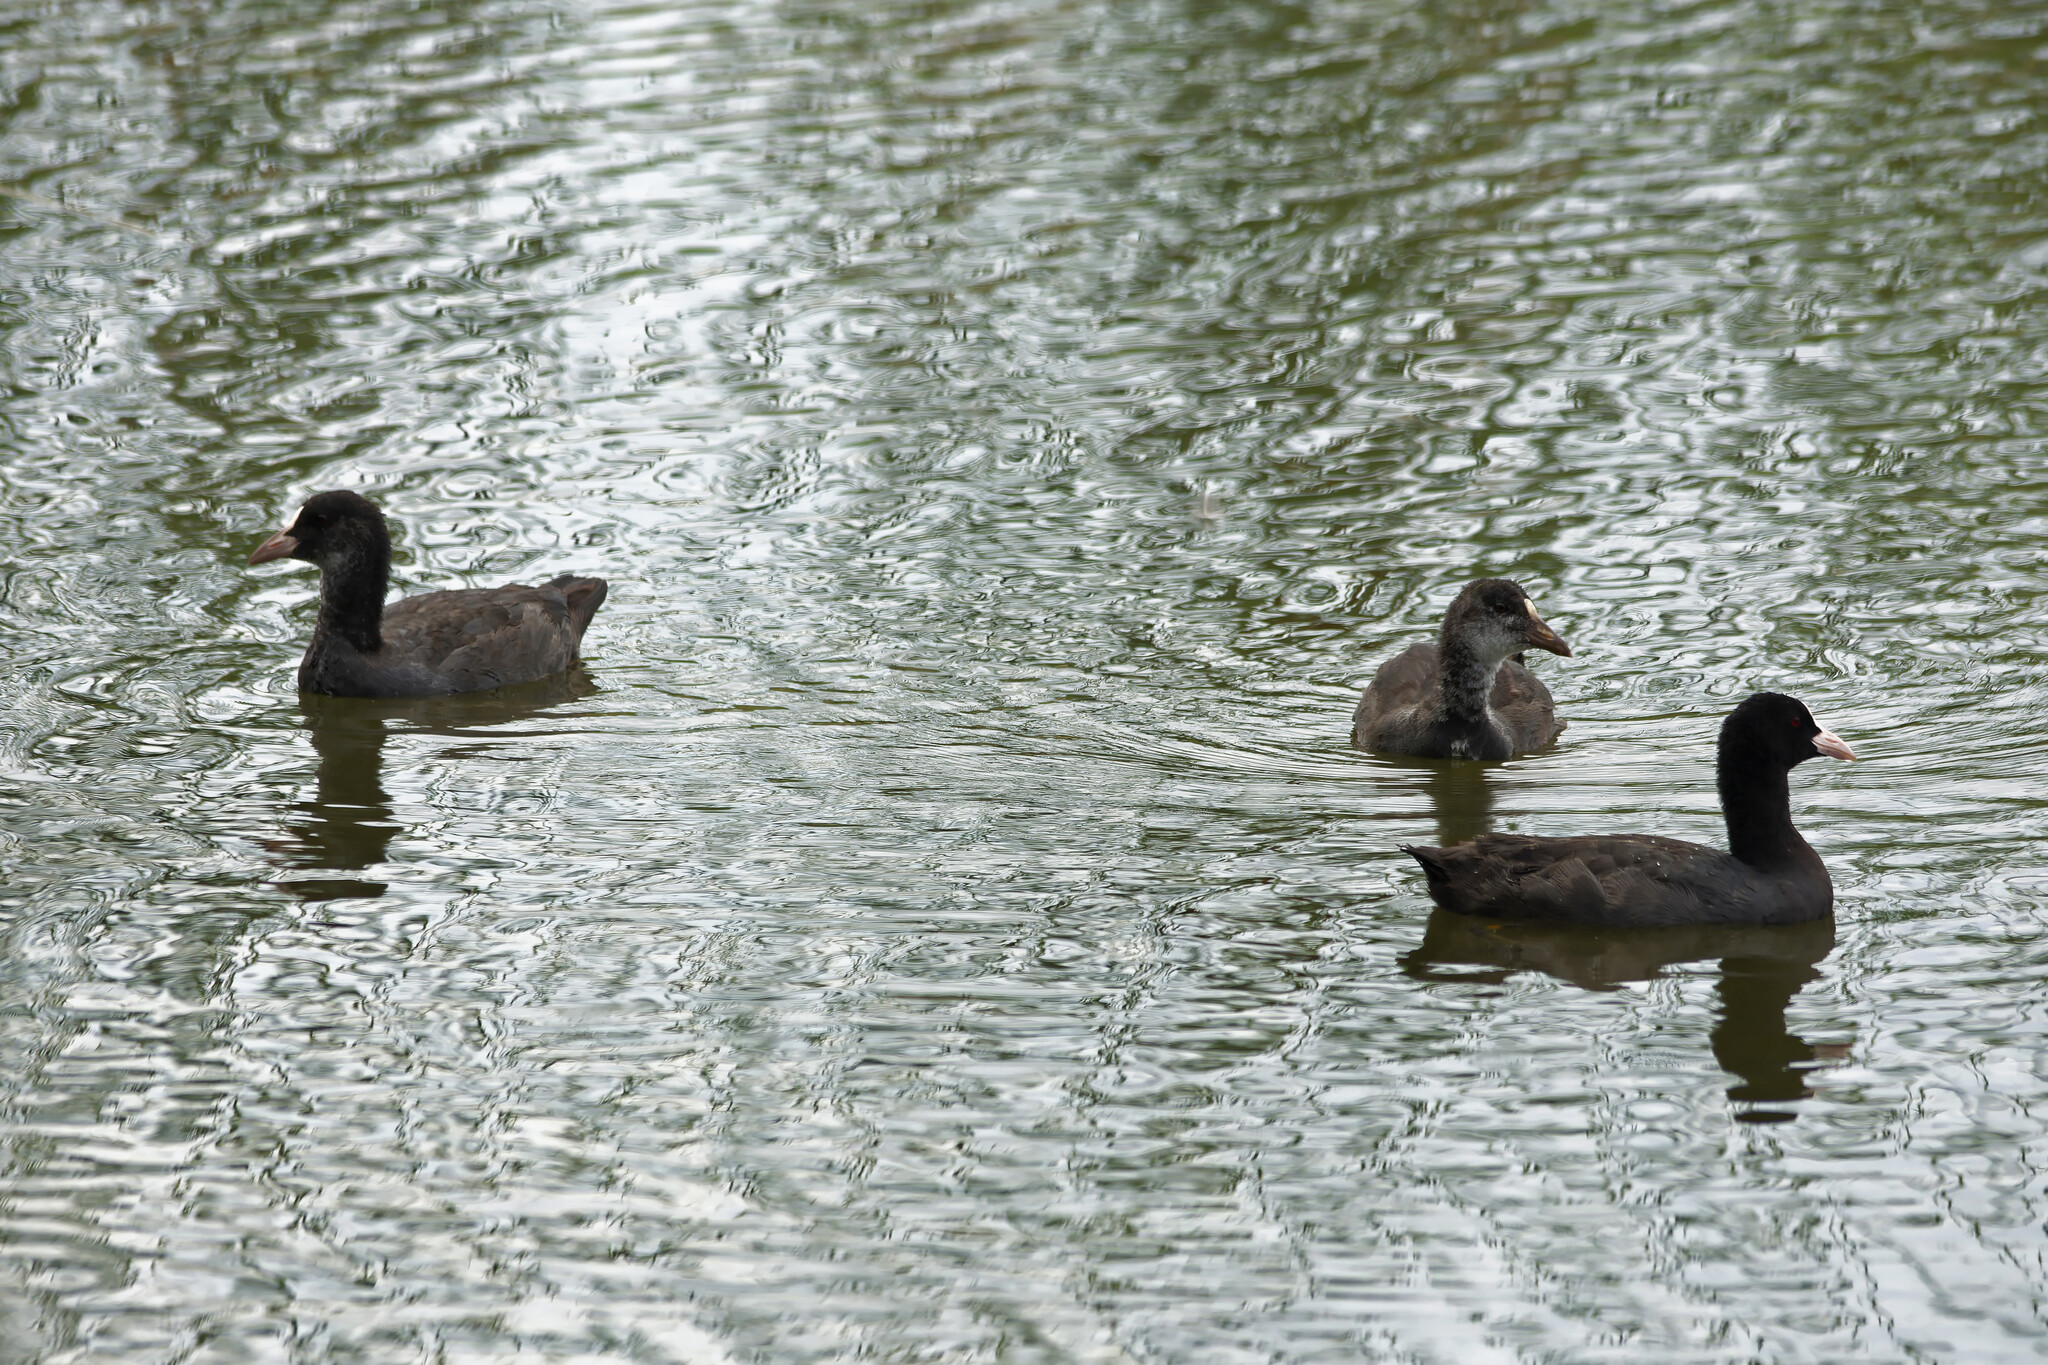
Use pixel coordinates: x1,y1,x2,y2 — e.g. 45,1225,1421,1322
1352,578,1572,759
1403,692,1855,927
249,490,607,698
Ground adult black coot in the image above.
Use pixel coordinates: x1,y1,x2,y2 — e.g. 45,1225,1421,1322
1352,578,1572,760
249,490,607,698
1403,692,1855,927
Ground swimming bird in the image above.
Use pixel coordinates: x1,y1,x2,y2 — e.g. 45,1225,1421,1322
249,490,607,698
1352,578,1572,759
1402,692,1855,927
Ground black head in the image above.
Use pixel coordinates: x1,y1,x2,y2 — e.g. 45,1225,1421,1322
249,490,390,570
1442,577,1572,659
1719,691,1856,768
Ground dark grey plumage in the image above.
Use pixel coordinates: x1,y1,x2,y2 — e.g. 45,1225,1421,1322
250,490,607,698
1351,578,1572,760
1403,692,1856,928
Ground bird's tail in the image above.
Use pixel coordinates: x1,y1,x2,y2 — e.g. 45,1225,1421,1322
1399,843,1452,888
548,575,609,640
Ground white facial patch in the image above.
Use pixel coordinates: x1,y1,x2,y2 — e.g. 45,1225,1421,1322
1524,597,1541,620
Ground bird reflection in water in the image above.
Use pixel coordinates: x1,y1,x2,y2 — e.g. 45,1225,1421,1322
1402,913,1840,1123
1361,753,1501,847
1422,758,1497,847
1400,755,1840,1123
271,668,598,900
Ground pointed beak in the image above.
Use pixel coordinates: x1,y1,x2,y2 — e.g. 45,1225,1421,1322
1811,726,1855,762
1519,596,1571,658
248,528,299,565
1524,617,1572,658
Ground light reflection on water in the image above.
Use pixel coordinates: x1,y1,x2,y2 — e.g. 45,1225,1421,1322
5,0,2048,1359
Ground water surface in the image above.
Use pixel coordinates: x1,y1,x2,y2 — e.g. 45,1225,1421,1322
5,0,2048,1360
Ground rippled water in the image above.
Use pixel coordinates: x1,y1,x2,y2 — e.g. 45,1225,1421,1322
5,0,2048,1359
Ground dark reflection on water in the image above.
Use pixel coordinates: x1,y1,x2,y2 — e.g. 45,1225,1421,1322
276,703,396,899
1713,948,1842,1120
1421,757,1500,846
1405,911,1838,1122
1355,753,1502,844
273,672,599,899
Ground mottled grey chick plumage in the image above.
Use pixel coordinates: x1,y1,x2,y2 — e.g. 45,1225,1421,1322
1352,578,1571,760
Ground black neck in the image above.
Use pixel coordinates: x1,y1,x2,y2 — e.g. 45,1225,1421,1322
1718,752,1811,872
315,546,387,653
1435,632,1503,725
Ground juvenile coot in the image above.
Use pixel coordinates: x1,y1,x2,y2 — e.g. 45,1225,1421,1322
249,490,607,698
1403,692,1855,927
1352,578,1572,760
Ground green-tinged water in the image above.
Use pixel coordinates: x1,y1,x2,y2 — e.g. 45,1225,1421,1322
4,0,2048,1359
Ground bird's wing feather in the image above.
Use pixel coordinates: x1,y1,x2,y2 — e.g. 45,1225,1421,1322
379,585,581,690
1490,660,1563,748
1412,833,1753,926
1353,643,1438,745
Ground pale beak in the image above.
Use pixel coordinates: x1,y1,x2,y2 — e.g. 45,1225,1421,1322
248,528,299,565
1811,726,1855,761
1523,616,1572,658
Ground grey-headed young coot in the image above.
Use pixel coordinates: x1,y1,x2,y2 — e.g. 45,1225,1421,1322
1352,578,1572,760
1403,692,1855,927
249,490,607,698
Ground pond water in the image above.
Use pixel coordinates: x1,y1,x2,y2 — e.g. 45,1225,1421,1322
5,0,2048,1360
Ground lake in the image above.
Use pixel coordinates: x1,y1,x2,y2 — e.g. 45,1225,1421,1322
4,0,2048,1360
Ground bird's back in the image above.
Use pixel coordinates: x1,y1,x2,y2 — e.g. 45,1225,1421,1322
1488,661,1562,750
1352,643,1439,748
1353,645,1563,755
304,575,607,697
1404,832,1829,928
